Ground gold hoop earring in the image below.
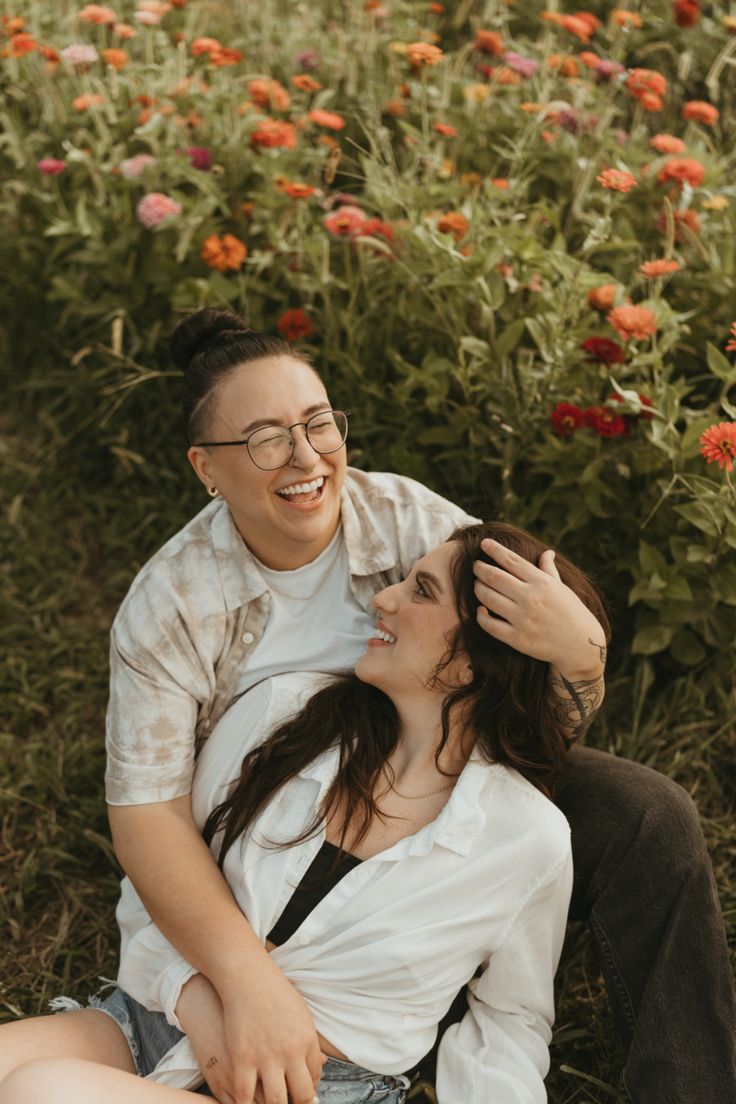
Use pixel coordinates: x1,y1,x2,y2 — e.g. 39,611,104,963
207,486,218,498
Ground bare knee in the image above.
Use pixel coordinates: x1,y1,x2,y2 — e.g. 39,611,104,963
0,1058,89,1104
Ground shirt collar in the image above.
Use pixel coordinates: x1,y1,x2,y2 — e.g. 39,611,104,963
210,501,269,612
340,470,401,577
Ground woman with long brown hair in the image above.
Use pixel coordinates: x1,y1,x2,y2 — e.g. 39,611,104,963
0,521,609,1104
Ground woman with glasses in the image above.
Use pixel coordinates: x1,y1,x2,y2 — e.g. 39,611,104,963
0,521,609,1104
0,310,732,1104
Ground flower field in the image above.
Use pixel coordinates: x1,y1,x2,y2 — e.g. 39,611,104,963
1,1,734,1100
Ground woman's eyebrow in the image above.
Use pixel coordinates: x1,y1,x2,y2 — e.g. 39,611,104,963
240,402,331,435
416,569,443,595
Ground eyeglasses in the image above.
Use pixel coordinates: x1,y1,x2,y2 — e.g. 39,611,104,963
194,410,350,471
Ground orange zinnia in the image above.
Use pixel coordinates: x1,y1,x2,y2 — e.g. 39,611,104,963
474,29,503,55
681,100,719,126
626,68,667,99
699,423,736,472
588,284,620,311
277,179,317,199
639,259,681,277
656,156,705,188
72,93,104,110
607,305,658,341
437,211,468,241
291,74,322,92
579,50,601,68
101,47,128,69
79,4,117,24
406,41,443,69
725,322,736,353
201,233,247,272
650,133,685,154
597,168,637,192
248,78,290,112
308,109,345,130
3,32,37,56
612,9,643,26
250,118,297,150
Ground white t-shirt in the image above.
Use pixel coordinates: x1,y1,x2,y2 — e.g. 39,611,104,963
236,530,375,695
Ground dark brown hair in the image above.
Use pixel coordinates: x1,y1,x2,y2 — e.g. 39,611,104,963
203,521,610,864
171,308,315,443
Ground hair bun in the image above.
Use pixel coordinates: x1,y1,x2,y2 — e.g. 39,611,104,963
171,308,253,373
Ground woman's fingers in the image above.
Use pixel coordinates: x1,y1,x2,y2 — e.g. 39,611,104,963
257,1067,288,1104
285,1059,322,1104
231,1066,258,1104
473,583,516,622
538,548,561,580
479,538,540,581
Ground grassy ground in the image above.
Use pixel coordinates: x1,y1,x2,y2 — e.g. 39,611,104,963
1,406,734,1104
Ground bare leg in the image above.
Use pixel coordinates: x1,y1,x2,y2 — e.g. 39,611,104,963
0,1058,203,1104
0,1011,136,1083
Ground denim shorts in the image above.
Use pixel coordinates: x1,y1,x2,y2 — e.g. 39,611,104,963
51,987,410,1103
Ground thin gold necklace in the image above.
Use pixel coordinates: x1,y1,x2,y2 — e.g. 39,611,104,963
384,774,458,800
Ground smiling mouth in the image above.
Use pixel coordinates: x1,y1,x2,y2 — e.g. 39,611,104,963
275,476,326,504
372,626,396,644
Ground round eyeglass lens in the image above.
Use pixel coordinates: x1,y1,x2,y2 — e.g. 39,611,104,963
248,410,348,470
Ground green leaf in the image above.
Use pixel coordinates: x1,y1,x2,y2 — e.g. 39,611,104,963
674,503,721,537
712,564,736,605
632,624,673,655
706,342,736,384
494,319,526,360
638,540,668,575
670,630,706,666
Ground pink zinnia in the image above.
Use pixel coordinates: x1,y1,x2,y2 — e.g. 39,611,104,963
503,51,539,78
120,153,157,178
136,192,182,228
60,43,99,65
699,423,736,472
38,158,66,175
323,205,368,237
134,10,162,25
188,146,212,170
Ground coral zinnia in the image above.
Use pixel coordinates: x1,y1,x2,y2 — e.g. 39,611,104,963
640,259,681,277
101,47,128,69
308,109,345,129
276,308,314,342
323,205,368,237
597,168,637,192
37,158,66,175
474,30,504,55
551,402,585,436
72,93,104,110
406,41,443,69
681,100,719,126
588,283,620,311
250,118,297,150
291,74,322,92
650,133,686,154
626,68,667,99
437,211,469,241
200,233,247,272
79,5,117,24
607,305,658,341
433,122,458,137
248,78,290,112
656,157,705,188
726,322,736,353
699,423,736,472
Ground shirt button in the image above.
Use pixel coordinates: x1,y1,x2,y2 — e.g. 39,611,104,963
242,631,254,644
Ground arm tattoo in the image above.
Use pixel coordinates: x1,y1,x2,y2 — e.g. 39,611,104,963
205,1057,218,1071
548,671,605,746
589,638,608,667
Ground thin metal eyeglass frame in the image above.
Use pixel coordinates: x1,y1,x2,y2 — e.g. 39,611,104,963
193,410,350,470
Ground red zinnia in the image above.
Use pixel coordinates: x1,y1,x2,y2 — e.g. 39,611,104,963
584,406,628,437
699,423,736,471
674,0,700,26
551,402,585,436
581,337,626,364
277,308,314,341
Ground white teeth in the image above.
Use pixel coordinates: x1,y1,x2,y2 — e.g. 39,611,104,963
374,628,396,644
277,477,325,496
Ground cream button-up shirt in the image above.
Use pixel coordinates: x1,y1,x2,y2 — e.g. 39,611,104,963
105,468,475,805
116,673,573,1103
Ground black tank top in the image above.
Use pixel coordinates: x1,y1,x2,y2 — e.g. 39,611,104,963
266,840,363,947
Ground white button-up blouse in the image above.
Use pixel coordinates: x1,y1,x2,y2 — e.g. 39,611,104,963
116,673,573,1104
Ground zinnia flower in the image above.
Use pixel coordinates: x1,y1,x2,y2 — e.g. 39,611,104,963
626,68,667,99
584,406,628,437
650,133,685,154
201,233,247,272
79,4,117,23
657,157,705,188
134,9,162,25
113,22,137,37
474,29,503,55
278,179,317,199
136,192,182,228
551,402,585,436
503,51,539,78
607,305,658,341
120,153,157,178
725,322,736,353
597,168,637,192
72,93,104,110
248,78,291,112
291,74,322,92
612,9,643,26
681,100,719,126
187,146,211,170
2,32,37,57
276,308,314,341
595,59,625,81
640,259,681,277
433,122,458,137
250,118,297,150
581,337,625,364
37,158,66,175
323,205,368,237
308,109,345,129
588,284,620,311
101,47,128,69
699,423,736,471
296,49,320,70
437,211,469,241
60,43,99,65
674,0,700,25
406,41,443,69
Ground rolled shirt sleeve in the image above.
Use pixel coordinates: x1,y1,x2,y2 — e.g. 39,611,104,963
436,849,573,1104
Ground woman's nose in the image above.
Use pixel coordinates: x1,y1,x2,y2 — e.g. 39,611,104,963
372,583,399,612
289,425,320,471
